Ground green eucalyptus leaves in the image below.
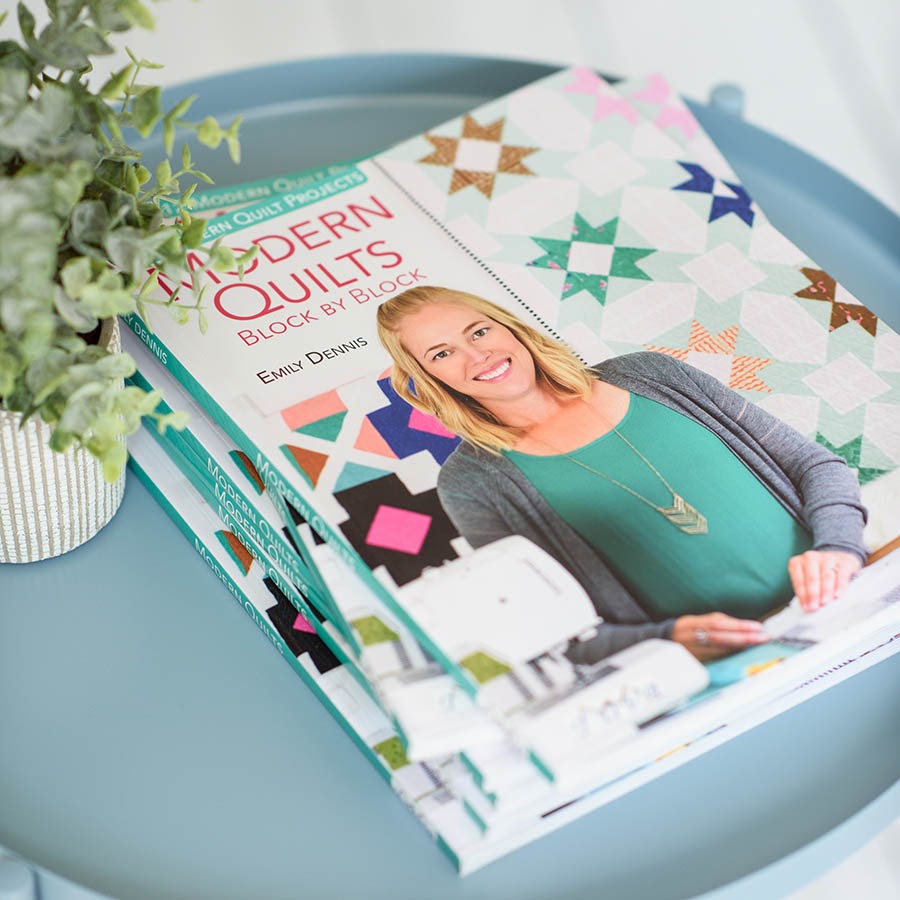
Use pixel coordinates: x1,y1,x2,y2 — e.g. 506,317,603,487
0,0,245,481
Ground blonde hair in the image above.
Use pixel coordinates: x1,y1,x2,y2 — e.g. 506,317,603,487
375,285,594,451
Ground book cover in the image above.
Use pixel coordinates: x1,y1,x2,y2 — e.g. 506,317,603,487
123,67,900,784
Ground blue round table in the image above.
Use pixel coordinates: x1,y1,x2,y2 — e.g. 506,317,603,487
1,55,898,900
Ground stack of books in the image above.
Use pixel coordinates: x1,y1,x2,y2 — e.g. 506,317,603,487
122,67,900,874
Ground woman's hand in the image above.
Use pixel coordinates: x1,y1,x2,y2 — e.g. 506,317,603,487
671,613,769,662
787,550,862,612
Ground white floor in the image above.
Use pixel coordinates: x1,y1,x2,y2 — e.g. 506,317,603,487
2,2,897,897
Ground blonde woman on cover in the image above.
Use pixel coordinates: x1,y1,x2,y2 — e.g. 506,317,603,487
376,286,867,664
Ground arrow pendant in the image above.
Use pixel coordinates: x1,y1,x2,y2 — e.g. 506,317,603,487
660,494,708,535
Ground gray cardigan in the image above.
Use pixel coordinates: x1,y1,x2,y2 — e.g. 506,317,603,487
436,351,868,663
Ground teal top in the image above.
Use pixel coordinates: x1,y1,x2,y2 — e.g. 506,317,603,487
504,393,813,620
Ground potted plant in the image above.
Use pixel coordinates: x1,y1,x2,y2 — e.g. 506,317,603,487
0,0,250,562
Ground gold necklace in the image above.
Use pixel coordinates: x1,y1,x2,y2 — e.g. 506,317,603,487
527,399,709,536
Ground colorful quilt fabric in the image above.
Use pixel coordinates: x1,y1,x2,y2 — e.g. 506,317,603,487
283,68,895,555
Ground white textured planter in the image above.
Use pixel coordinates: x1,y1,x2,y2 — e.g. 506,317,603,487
0,318,126,563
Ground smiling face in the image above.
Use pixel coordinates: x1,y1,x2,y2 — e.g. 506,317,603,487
396,300,539,414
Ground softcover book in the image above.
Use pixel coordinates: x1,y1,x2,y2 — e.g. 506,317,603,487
124,67,900,787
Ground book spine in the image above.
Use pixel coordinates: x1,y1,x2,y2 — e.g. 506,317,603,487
122,313,473,698
164,425,326,619
260,485,361,653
